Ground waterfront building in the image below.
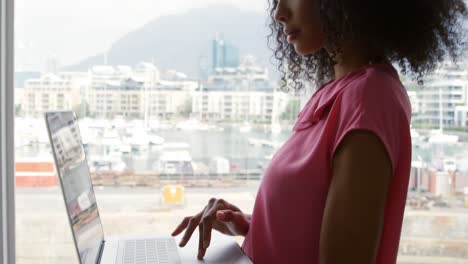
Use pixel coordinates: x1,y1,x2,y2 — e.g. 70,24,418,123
23,74,81,117
455,105,468,127
133,62,161,86
406,90,420,115
193,65,292,123
415,61,468,128
88,78,145,119
146,85,192,120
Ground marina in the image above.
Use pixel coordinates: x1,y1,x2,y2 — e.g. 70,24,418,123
14,117,468,191
15,118,293,178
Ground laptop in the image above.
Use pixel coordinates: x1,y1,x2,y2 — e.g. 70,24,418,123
45,111,181,264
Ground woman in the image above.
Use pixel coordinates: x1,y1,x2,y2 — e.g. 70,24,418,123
172,0,467,263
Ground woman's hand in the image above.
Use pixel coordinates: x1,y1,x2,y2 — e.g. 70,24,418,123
171,198,251,260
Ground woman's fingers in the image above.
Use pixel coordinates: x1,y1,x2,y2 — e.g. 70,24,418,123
175,198,241,257
216,210,250,236
217,210,246,222
216,210,231,221
198,205,223,259
216,200,241,213
225,203,241,212
171,216,191,236
201,214,213,249
179,214,202,247
198,199,227,258
197,223,206,260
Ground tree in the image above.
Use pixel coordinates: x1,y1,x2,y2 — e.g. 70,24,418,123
15,104,22,116
178,97,193,118
73,101,90,118
280,99,301,121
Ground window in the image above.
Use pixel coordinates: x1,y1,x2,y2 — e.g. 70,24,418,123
13,1,468,264
15,2,278,262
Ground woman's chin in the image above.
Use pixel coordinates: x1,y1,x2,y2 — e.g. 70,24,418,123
293,43,322,56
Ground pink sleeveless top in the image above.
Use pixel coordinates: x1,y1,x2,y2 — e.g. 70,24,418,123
242,63,412,264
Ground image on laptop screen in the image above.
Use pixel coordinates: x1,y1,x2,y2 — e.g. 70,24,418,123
46,112,104,264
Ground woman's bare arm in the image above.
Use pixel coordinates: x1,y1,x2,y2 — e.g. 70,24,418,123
319,130,393,264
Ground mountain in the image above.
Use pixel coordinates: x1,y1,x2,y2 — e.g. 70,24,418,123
65,4,275,78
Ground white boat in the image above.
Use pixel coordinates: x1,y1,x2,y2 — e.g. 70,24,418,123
79,125,98,145
120,144,131,154
112,160,127,172
149,135,165,145
15,118,35,147
36,130,50,145
125,128,150,150
15,137,29,148
176,119,210,131
248,138,262,146
161,142,190,150
271,122,282,134
102,128,120,146
112,116,129,130
88,156,127,173
209,156,230,174
149,122,173,131
32,118,49,145
239,122,252,133
131,141,149,151
153,150,194,175
260,139,277,148
410,129,421,139
428,130,459,144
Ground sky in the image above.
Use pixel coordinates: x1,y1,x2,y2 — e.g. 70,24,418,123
15,0,268,71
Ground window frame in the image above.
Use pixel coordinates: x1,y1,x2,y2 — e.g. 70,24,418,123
0,0,15,262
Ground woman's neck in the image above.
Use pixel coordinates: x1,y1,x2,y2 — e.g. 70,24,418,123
332,44,386,80
334,60,370,80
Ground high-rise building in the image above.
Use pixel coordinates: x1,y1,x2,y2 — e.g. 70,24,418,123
212,36,240,70
45,54,60,74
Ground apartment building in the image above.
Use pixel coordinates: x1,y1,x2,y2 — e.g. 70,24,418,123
23,74,81,117
193,66,291,122
415,62,468,127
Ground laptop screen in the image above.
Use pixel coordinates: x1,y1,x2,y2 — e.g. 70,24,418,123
45,112,104,264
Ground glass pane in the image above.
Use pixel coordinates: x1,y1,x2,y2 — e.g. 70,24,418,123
15,1,296,263
15,1,468,263
400,62,468,263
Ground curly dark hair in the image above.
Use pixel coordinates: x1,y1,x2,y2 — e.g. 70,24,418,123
269,0,468,92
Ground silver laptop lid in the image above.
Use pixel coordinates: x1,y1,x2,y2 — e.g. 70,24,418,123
45,111,105,264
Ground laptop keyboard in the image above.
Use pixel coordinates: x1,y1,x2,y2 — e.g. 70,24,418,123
121,238,179,264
